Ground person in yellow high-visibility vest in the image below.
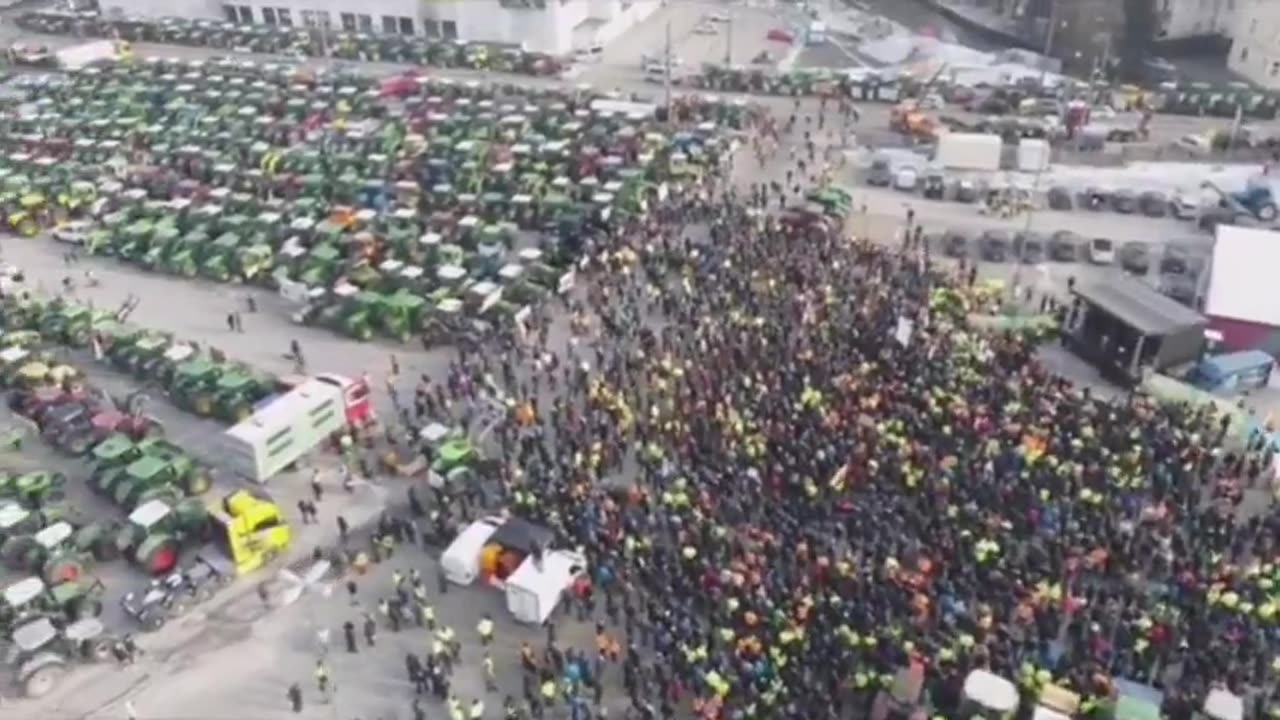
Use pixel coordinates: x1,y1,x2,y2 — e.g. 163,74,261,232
477,614,495,646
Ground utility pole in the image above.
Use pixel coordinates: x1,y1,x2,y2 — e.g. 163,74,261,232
664,19,673,124
1037,0,1058,87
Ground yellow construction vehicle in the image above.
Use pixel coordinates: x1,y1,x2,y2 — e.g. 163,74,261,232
208,490,292,576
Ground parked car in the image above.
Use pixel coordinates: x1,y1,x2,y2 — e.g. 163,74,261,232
1089,237,1116,264
1013,231,1046,264
1111,189,1138,214
1119,241,1150,275
942,230,970,258
766,28,794,43
52,220,93,245
980,230,1011,262
1161,276,1198,306
1049,230,1080,262
866,154,892,187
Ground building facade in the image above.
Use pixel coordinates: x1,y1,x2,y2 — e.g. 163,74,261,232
1229,0,1280,89
1156,0,1235,40
99,0,658,54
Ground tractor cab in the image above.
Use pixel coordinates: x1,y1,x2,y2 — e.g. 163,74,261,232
212,371,262,422
207,489,291,576
0,502,34,539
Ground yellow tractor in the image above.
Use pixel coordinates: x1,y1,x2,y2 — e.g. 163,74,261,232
207,490,291,576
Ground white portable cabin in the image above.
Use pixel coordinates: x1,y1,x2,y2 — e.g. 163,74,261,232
1202,689,1244,720
221,379,345,482
505,549,586,624
440,516,503,586
963,670,1019,716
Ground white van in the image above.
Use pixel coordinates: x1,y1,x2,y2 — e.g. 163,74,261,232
504,549,586,624
440,516,503,586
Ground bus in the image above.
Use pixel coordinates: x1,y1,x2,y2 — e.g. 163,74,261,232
221,379,345,483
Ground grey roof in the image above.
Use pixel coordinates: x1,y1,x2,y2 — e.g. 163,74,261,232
1074,275,1206,336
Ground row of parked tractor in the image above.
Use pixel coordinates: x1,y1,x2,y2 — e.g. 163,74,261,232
0,293,294,698
0,55,735,343
16,10,567,77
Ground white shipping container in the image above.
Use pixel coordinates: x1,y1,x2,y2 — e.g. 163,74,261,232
936,133,1003,172
1017,139,1051,172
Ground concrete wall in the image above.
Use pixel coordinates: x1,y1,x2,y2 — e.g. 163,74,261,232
1229,0,1280,89
100,0,657,54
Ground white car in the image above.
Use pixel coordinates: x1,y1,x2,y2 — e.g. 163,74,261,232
1170,190,1201,220
894,167,919,191
52,221,92,245
1089,237,1116,265
694,22,718,35
704,12,730,23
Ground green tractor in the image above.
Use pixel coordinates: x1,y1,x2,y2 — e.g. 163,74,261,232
420,424,491,486
235,243,274,282
108,452,212,511
119,333,171,377
140,224,182,270
142,342,198,387
88,434,149,494
0,576,105,634
0,519,120,584
200,232,241,282
0,471,68,509
115,498,209,576
162,231,205,277
378,290,428,342
42,305,102,348
168,358,224,416
116,220,155,263
312,284,374,340
211,370,267,422
0,502,51,546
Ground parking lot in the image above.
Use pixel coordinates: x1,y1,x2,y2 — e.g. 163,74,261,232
583,0,794,86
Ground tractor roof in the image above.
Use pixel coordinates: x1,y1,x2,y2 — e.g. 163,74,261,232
93,433,134,459
217,372,253,390
12,616,57,651
64,617,105,642
135,335,169,351
128,498,172,529
387,292,425,310
164,344,196,363
126,455,169,480
0,346,28,364
3,576,45,607
0,502,30,529
18,361,49,377
177,358,216,376
34,521,73,549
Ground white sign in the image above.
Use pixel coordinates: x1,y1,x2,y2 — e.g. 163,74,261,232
894,316,914,347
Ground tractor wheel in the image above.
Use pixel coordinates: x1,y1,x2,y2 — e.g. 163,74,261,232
71,596,104,620
43,555,84,584
21,662,67,698
193,395,213,416
91,535,121,562
140,606,167,631
66,433,93,456
0,536,35,570
186,471,212,496
82,637,113,662
138,535,180,576
232,404,251,422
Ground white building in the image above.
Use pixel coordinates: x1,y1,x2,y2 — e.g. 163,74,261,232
1156,0,1235,40
1228,0,1280,89
100,0,659,54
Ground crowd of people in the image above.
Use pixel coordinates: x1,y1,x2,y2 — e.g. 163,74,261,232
265,96,1280,720
405,178,1280,720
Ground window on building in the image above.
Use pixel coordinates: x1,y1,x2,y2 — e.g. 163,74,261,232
398,16,414,34
223,4,239,22
1252,18,1259,34
277,8,292,25
1272,61,1280,76
301,10,316,27
340,12,356,30
316,10,331,27
261,6,276,25
423,19,439,37
1241,47,1249,61
382,15,398,33
358,14,373,30
442,19,458,39
237,5,252,22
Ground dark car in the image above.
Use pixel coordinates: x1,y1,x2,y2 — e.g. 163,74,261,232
1111,189,1139,214
942,230,970,258
1049,230,1080,262
1159,244,1190,276
1138,190,1168,217
1161,276,1197,307
867,154,892,187
1119,241,1151,275
1013,231,1046,264
980,229,1010,262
